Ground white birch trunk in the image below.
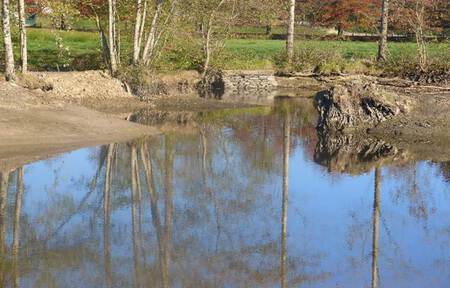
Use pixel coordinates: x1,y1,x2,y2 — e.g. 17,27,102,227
18,0,27,72
133,0,143,64
142,0,164,65
108,0,118,74
2,0,15,80
286,0,296,63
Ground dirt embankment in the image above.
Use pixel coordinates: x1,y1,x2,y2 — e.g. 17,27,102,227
312,77,450,170
313,77,450,140
0,71,158,171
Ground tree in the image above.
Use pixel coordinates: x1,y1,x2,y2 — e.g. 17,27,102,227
107,0,118,75
18,0,28,72
377,0,389,61
135,0,177,66
392,0,440,70
286,0,296,63
183,0,238,77
314,0,379,36
2,0,15,81
236,0,283,36
42,0,80,30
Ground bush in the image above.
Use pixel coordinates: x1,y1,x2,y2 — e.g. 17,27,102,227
119,66,168,99
274,46,346,75
156,38,204,71
382,53,450,84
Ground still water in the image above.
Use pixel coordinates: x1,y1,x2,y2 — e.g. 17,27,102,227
0,99,449,288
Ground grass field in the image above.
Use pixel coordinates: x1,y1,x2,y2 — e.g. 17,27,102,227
24,28,101,70
2,28,449,71
218,39,450,70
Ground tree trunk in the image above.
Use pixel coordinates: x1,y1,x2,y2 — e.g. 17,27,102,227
337,25,344,38
415,2,427,71
142,0,164,65
2,0,15,81
108,0,118,75
202,24,213,78
139,0,148,50
133,0,143,64
18,0,28,72
377,0,389,62
286,0,296,63
266,24,272,36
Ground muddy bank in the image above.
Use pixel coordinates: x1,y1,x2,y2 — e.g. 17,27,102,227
312,80,450,173
0,78,157,171
314,79,450,140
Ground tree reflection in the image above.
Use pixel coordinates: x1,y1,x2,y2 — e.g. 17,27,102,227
281,103,291,288
0,170,9,287
12,168,24,288
1,98,448,287
371,167,381,288
103,144,115,288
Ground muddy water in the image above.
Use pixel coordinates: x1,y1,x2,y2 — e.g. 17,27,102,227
0,98,449,288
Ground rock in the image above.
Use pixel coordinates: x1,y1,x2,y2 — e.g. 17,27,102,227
316,81,405,131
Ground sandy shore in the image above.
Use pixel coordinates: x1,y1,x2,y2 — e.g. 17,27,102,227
0,73,158,170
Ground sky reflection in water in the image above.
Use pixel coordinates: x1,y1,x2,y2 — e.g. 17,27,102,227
0,99,449,288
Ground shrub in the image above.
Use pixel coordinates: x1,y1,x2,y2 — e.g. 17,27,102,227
156,38,204,71
274,46,346,75
119,66,168,99
382,53,450,84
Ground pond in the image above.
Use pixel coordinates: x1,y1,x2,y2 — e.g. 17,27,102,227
0,98,448,287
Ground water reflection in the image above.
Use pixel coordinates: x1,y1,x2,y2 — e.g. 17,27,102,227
0,99,449,287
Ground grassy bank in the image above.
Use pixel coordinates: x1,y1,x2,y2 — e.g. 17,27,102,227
221,39,450,70
2,28,449,72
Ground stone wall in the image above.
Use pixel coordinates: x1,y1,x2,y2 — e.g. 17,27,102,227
217,71,279,104
222,70,278,93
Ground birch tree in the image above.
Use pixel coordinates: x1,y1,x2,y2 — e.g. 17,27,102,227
18,0,27,72
132,0,177,66
2,0,15,81
377,0,389,62
108,0,119,75
184,0,238,78
393,0,439,70
286,0,296,63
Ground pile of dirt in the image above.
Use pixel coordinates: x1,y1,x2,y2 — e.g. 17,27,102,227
32,71,132,100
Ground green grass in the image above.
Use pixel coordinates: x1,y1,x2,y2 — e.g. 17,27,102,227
14,28,102,70
220,39,450,70
2,27,449,71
